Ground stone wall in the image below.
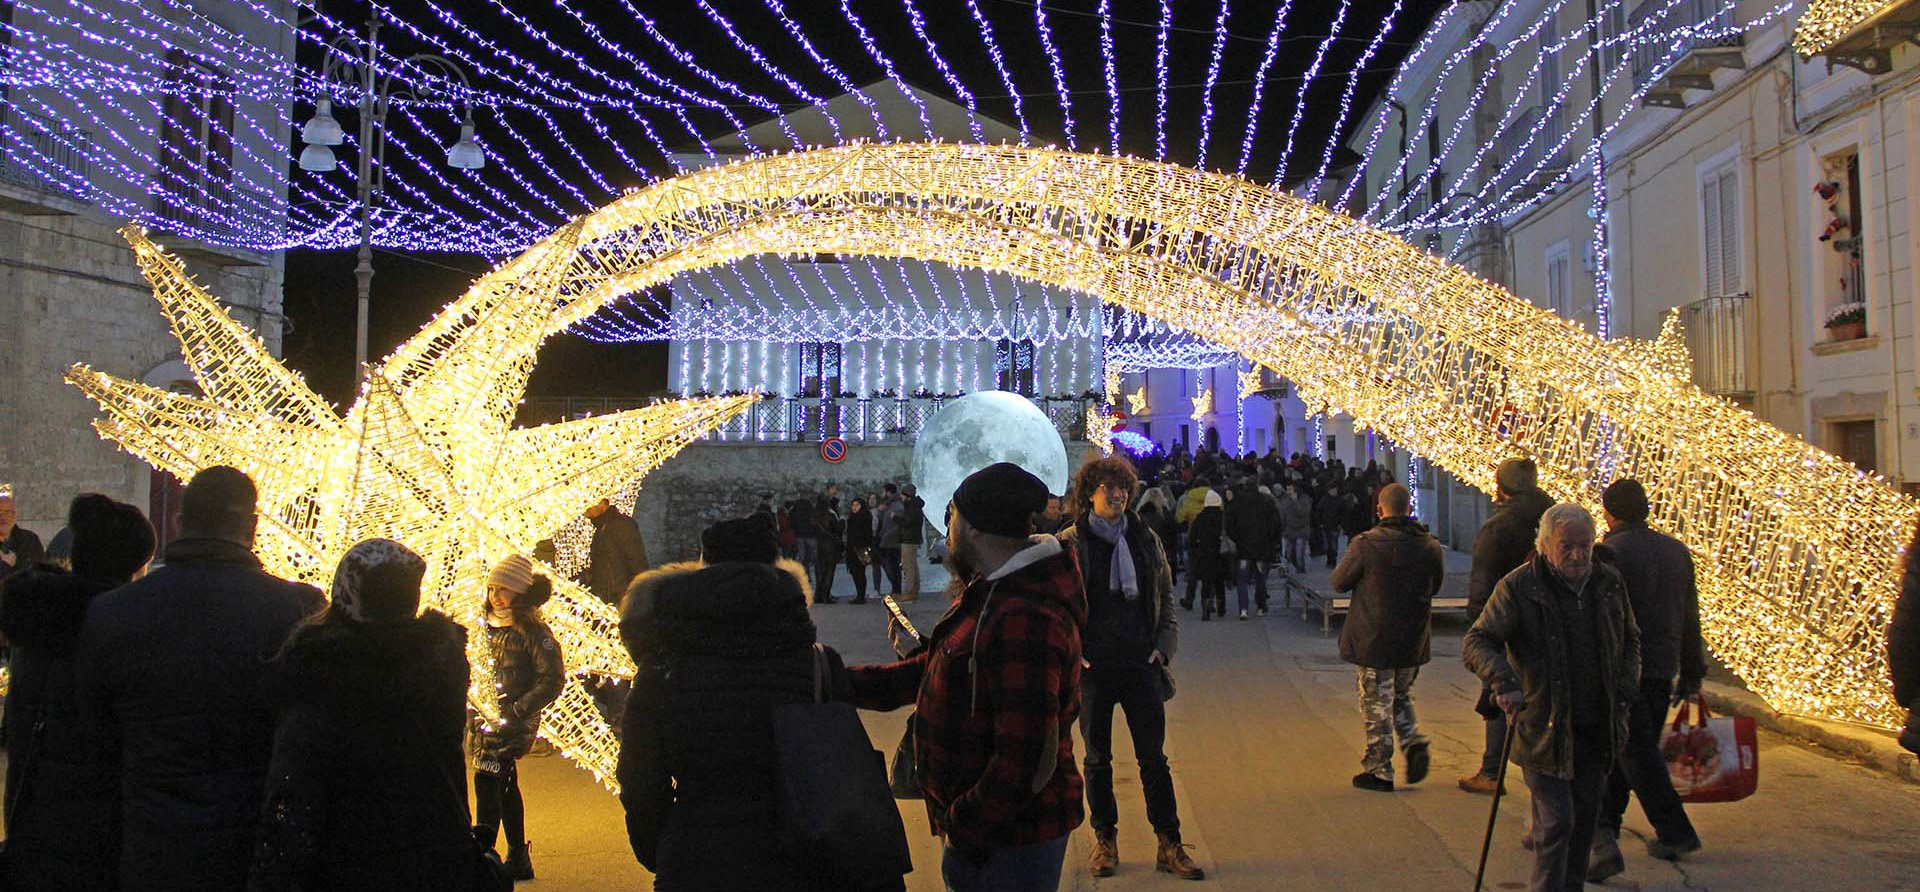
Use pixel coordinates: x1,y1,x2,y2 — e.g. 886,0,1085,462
0,190,284,534
633,440,1098,564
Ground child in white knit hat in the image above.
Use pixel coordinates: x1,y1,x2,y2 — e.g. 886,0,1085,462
469,553,562,881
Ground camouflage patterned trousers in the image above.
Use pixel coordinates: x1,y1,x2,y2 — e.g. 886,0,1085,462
1356,666,1429,781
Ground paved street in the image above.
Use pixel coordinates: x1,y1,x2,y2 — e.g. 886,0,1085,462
509,554,1920,891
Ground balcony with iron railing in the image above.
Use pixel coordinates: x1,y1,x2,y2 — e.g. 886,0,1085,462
522,394,1099,444
0,107,92,205
1496,106,1570,188
1816,0,1920,74
1631,0,1746,109
1678,293,1752,400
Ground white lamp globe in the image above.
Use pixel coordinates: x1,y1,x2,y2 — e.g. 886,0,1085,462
301,99,344,146
297,143,338,172
446,123,486,170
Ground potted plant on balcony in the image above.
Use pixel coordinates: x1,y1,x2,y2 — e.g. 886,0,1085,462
1824,301,1867,342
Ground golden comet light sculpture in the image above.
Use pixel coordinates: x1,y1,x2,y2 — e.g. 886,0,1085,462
77,138,1919,782
70,225,754,787
504,141,1899,728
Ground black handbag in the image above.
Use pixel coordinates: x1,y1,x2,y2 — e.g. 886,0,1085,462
889,719,922,799
772,644,913,886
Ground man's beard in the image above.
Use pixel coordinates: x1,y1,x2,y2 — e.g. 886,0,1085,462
945,540,978,591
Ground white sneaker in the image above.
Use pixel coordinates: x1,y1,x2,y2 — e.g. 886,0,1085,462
1238,610,1249,621
1258,607,1268,617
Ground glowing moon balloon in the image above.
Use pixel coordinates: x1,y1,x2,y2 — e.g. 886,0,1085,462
912,392,1071,536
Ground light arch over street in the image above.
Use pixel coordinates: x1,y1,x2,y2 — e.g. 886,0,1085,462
77,142,1919,790
483,141,1910,730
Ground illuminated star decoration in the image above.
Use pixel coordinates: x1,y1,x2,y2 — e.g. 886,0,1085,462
1085,405,1113,457
1192,387,1213,426
68,225,755,788
1128,385,1150,416
1240,364,1266,400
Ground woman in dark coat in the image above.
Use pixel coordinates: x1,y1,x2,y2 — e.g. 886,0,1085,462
0,494,154,892
843,497,875,604
1186,490,1230,621
248,538,474,892
469,554,564,880
616,519,906,892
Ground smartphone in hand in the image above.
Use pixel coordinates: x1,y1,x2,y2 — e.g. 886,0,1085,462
883,595,927,659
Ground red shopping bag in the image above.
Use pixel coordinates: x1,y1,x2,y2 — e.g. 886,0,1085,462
1660,696,1758,803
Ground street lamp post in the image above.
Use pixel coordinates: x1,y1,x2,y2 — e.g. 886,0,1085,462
297,15,484,375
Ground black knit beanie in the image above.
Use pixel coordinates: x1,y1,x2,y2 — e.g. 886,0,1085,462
1602,478,1651,524
953,462,1050,538
702,517,781,565
67,494,156,584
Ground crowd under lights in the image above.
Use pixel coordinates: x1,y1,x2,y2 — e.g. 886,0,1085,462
26,0,1920,755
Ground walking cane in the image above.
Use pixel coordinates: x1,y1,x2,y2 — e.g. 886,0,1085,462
1471,718,1519,892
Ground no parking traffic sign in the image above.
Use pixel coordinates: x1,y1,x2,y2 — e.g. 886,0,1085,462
820,437,848,464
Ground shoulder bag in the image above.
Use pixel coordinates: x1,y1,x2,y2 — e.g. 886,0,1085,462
772,644,913,886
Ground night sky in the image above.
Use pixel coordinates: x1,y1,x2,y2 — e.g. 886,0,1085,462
281,0,1446,407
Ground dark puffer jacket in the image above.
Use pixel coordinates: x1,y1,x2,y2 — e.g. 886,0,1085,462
1225,485,1281,562
1466,488,1555,618
75,537,324,892
470,608,563,768
616,559,904,892
0,566,119,891
1185,506,1229,582
248,612,474,892
589,506,651,606
1331,516,1447,669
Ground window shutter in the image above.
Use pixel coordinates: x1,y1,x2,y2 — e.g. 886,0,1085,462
1718,168,1740,294
1702,174,1723,297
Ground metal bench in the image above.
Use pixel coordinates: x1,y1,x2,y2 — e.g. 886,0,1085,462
1301,592,1472,635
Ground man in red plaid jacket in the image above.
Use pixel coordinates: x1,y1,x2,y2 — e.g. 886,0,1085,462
851,462,1087,891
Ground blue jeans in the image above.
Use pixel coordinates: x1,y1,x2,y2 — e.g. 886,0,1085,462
794,536,818,580
941,835,1070,892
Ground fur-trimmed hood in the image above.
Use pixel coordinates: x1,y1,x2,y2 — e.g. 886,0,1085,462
619,558,815,664
273,610,468,715
0,566,115,657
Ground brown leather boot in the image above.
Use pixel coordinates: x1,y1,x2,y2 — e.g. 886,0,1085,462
1156,833,1204,880
1089,831,1118,877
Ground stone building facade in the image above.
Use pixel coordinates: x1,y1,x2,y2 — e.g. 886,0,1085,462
0,0,295,536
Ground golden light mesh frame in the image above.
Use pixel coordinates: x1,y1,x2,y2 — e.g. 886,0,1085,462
530,142,1906,729
1794,1,1900,55
69,226,756,787
76,141,1914,792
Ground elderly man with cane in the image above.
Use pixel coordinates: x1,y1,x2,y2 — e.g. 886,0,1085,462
1464,502,1640,892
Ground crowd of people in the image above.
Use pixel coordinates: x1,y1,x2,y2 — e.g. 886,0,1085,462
3,439,1919,892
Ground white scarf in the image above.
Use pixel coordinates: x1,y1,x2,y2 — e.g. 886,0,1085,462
1085,512,1139,601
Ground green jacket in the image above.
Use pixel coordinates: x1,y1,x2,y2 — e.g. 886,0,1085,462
1462,555,1641,779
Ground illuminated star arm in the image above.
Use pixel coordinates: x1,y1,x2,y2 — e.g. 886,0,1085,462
120,227,341,433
